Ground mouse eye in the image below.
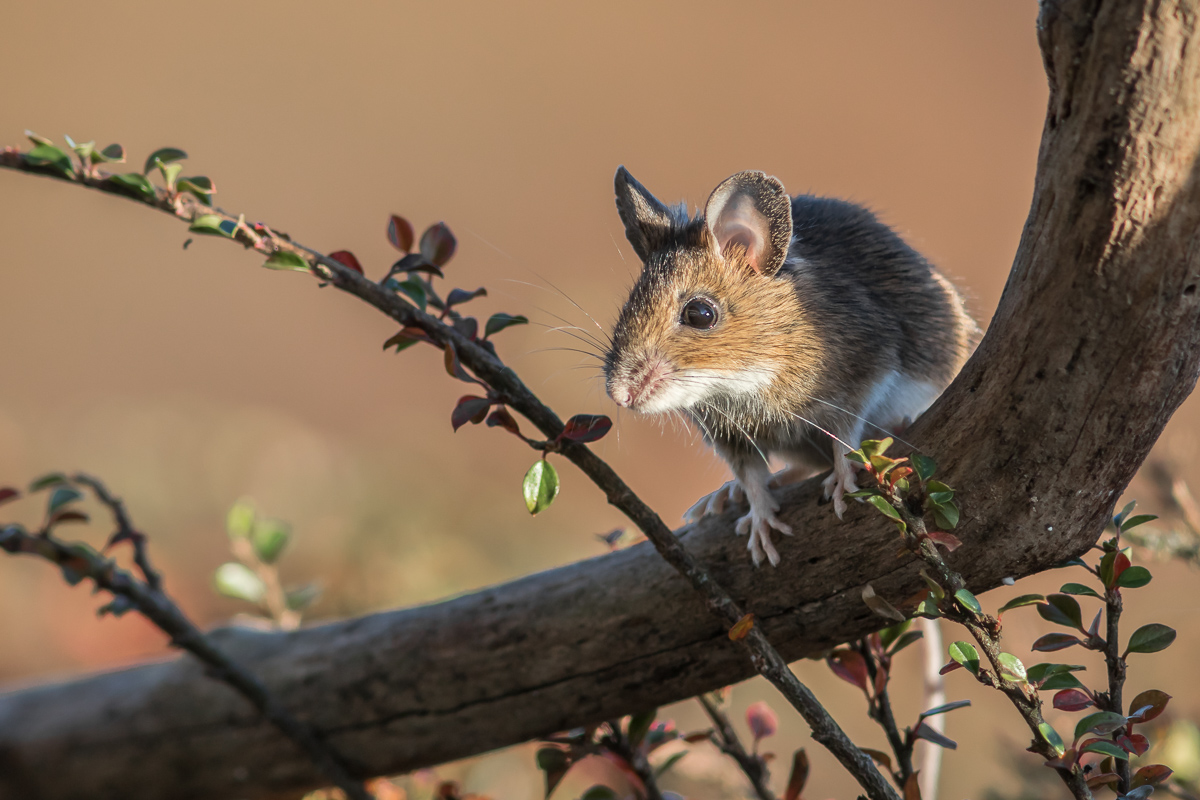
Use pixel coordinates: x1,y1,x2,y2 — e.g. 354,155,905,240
681,297,718,330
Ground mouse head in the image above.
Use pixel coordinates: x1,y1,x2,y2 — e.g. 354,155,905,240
605,167,814,416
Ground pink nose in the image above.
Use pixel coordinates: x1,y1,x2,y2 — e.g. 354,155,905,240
610,385,631,408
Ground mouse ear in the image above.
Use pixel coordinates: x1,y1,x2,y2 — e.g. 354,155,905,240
615,166,674,262
704,171,793,277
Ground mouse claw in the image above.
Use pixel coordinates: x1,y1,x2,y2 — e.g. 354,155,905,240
823,464,860,520
683,479,745,522
735,507,792,568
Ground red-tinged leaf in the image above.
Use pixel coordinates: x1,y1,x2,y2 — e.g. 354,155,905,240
1086,772,1121,790
451,395,491,431
420,221,457,266
888,466,912,487
784,749,809,800
682,731,713,744
387,214,415,253
1032,632,1083,652
383,326,435,350
560,414,613,444
0,488,19,506
486,407,522,436
1042,747,1077,770
1129,689,1171,723
1112,551,1131,583
443,343,479,384
1117,733,1149,756
728,613,755,641
49,510,89,526
939,660,963,675
874,664,888,698
1052,689,1093,712
746,701,778,741
446,287,487,308
1086,608,1102,638
903,772,922,800
453,316,479,341
328,250,363,274
926,530,962,551
827,649,869,692
861,748,893,771
1132,764,1173,788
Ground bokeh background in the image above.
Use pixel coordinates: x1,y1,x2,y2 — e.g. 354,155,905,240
3,2,1200,798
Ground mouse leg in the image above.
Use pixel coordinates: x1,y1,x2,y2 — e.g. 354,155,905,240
683,479,745,523
733,458,792,567
821,421,867,519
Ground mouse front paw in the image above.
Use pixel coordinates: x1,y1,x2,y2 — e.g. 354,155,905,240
683,479,746,523
735,505,793,567
822,466,860,519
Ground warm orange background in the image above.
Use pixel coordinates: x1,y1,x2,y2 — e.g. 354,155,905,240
3,2,1199,798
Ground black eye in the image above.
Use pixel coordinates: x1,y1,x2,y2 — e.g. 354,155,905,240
681,297,718,329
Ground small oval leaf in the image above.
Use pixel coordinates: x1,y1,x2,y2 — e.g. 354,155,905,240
387,214,415,253
1127,623,1176,655
213,562,266,603
523,459,559,515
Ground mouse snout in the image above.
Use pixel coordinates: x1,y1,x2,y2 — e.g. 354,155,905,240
607,354,673,412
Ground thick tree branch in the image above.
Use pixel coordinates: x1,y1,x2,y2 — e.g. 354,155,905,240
2,1,1200,798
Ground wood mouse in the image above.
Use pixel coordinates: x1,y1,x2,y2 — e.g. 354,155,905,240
604,167,979,566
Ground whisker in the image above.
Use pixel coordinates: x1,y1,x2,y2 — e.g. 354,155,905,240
783,410,855,452
704,401,770,466
528,271,613,346
528,347,604,360
809,396,920,451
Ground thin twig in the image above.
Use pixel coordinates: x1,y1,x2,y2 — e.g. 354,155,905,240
854,639,913,787
0,477,372,800
600,720,665,800
0,147,899,800
697,694,776,800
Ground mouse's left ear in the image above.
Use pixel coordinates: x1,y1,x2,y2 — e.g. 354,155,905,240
704,171,792,277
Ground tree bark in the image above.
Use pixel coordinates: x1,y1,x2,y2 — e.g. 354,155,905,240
3,1,1200,798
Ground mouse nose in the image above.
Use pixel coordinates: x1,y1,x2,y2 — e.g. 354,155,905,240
609,384,631,408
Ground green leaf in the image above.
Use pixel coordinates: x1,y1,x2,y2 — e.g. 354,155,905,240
177,175,214,204
188,214,228,236
954,588,982,615
535,746,568,773
866,495,902,522
263,251,311,272
285,582,322,611
627,709,656,748
1121,513,1157,532
484,313,529,338
654,751,687,779
878,619,912,650
1038,594,1083,629
997,652,1027,682
920,699,971,717
1115,566,1152,589
1026,663,1086,684
106,172,157,201
1038,722,1065,755
998,593,1045,613
226,499,255,538
912,453,936,482
1059,583,1102,599
67,138,95,162
250,519,291,564
29,472,68,491
580,787,618,800
25,130,54,146
143,147,187,175
888,630,925,654
948,641,980,675
914,594,941,618
1114,500,1137,529
523,459,559,515
93,143,126,164
46,485,83,516
155,158,183,190
859,438,894,457
24,143,74,178
844,489,881,499
213,562,265,603
1074,711,1127,742
1040,672,1086,691
931,500,960,530
1081,740,1129,760
392,277,428,311
1126,623,1176,655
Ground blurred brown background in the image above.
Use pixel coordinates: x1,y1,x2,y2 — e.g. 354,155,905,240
3,2,1200,798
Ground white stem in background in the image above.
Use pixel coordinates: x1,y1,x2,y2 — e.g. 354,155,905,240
918,617,946,800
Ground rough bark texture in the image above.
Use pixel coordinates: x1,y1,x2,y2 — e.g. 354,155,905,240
3,1,1200,798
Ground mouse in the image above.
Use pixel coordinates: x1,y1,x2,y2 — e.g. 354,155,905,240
604,167,979,566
